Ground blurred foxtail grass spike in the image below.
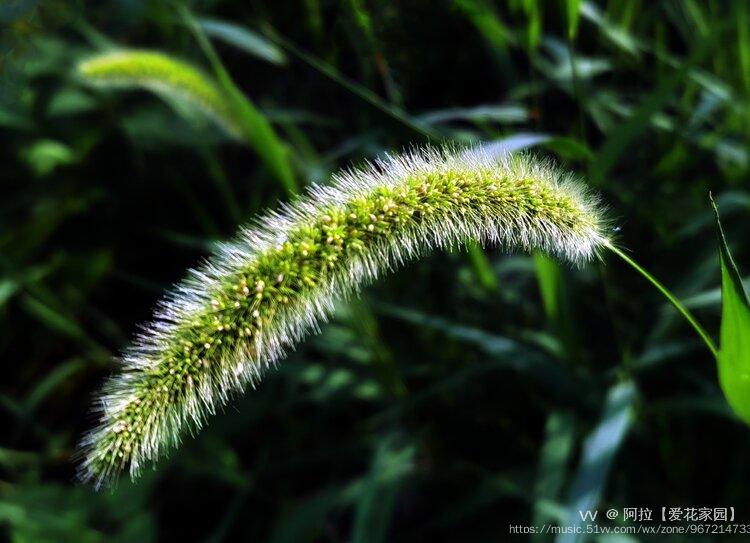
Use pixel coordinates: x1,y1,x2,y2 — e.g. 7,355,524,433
78,49,243,138
78,47,297,195
78,146,609,488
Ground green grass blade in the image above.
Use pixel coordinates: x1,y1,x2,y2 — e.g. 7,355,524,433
348,298,406,398
564,0,582,40
532,412,575,541
535,253,562,332
534,252,579,361
261,25,441,140
466,241,499,291
589,71,684,184
178,5,297,195
579,1,640,56
712,197,750,424
351,438,414,543
417,104,529,125
265,490,340,543
199,17,287,65
455,0,516,53
24,358,87,413
21,294,90,344
738,2,750,103
375,303,588,402
521,0,543,54
560,380,636,543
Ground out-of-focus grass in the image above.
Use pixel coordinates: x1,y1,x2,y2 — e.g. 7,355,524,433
1,1,749,541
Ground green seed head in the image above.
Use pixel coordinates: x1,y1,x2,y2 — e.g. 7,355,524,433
78,49,241,137
78,146,608,488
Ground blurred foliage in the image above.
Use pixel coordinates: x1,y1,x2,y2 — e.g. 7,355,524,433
1,0,750,541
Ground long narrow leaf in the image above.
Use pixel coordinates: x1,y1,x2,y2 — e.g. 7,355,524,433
713,198,750,423
559,381,636,543
200,17,287,65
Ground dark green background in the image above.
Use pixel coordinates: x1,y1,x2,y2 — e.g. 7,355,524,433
1,0,749,541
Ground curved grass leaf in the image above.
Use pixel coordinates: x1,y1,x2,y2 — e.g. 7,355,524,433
200,17,287,65
417,104,528,125
475,133,592,161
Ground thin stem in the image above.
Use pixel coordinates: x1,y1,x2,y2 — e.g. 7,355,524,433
605,241,718,358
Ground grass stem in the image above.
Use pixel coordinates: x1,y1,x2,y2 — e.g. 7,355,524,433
606,241,718,358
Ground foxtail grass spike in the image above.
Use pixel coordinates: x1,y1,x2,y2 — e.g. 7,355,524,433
78,50,242,137
78,146,608,488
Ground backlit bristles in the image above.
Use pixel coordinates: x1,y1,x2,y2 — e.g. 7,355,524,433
78,145,608,488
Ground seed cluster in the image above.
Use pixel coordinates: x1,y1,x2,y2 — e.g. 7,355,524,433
79,147,606,488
